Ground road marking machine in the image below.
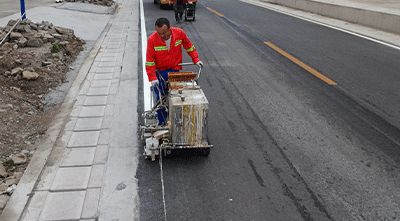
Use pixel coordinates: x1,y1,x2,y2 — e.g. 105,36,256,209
141,63,212,161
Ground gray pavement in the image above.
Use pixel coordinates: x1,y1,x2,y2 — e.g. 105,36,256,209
0,0,399,220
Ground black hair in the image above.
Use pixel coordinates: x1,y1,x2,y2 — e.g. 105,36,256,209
155,17,170,28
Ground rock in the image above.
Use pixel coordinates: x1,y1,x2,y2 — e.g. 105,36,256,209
25,66,35,72
11,67,23,76
0,194,10,210
29,23,38,30
5,178,18,186
17,37,28,47
10,87,21,92
55,27,74,35
9,32,23,40
7,19,18,27
22,71,39,80
14,74,22,81
27,38,40,47
0,183,8,193
0,163,7,178
6,184,16,195
33,32,44,38
59,41,69,46
42,61,52,66
52,33,62,39
21,150,30,155
15,24,25,32
0,32,7,41
7,153,28,164
23,25,32,33
43,33,55,43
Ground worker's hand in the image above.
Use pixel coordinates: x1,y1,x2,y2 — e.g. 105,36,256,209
150,79,159,88
196,61,203,68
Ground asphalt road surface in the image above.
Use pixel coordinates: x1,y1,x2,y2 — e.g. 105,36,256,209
137,0,400,220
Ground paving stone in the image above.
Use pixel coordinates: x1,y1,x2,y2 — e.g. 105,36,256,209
94,73,113,80
78,85,90,95
20,191,47,221
87,87,110,96
111,79,120,86
106,44,120,49
110,34,122,38
98,61,116,67
101,116,112,129
50,167,91,190
84,96,108,106
70,106,82,117
62,131,73,145
109,86,118,95
107,94,117,104
35,163,59,191
79,106,106,117
93,145,108,164
86,72,95,81
75,95,86,106
39,191,86,220
60,147,96,167
98,129,110,145
112,71,121,79
81,188,101,219
102,52,118,57
90,79,112,88
104,104,115,116
67,131,100,147
74,117,103,131
103,49,119,53
96,67,115,73
88,164,105,188
65,117,78,131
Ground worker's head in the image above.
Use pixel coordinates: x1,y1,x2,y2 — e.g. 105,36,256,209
155,17,171,41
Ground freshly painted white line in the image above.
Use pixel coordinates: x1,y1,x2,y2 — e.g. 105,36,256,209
140,0,152,111
241,0,400,51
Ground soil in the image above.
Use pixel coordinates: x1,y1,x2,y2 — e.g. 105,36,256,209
0,20,84,191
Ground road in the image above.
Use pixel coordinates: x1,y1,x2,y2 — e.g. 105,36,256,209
137,0,400,220
0,0,58,19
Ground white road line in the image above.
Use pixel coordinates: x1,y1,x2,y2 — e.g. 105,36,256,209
140,0,152,111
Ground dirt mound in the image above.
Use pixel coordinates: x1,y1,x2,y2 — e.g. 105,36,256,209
0,18,84,209
65,0,115,6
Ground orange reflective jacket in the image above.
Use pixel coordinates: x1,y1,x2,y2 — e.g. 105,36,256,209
146,27,200,82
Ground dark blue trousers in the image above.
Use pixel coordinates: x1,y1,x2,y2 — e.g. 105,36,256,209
154,69,179,125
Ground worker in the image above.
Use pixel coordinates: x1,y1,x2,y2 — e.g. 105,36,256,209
169,0,185,22
146,17,203,125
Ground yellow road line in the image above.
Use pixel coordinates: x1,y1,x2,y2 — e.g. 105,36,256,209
207,7,224,17
264,42,337,85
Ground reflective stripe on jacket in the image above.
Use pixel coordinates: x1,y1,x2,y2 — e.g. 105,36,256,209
146,27,200,82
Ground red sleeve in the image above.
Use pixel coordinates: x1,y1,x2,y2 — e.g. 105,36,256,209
181,30,200,64
146,35,157,82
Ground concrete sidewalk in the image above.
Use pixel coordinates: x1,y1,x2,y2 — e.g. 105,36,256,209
0,0,398,219
0,0,140,220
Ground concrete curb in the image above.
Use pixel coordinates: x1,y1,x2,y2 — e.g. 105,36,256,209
0,18,113,221
260,0,400,34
